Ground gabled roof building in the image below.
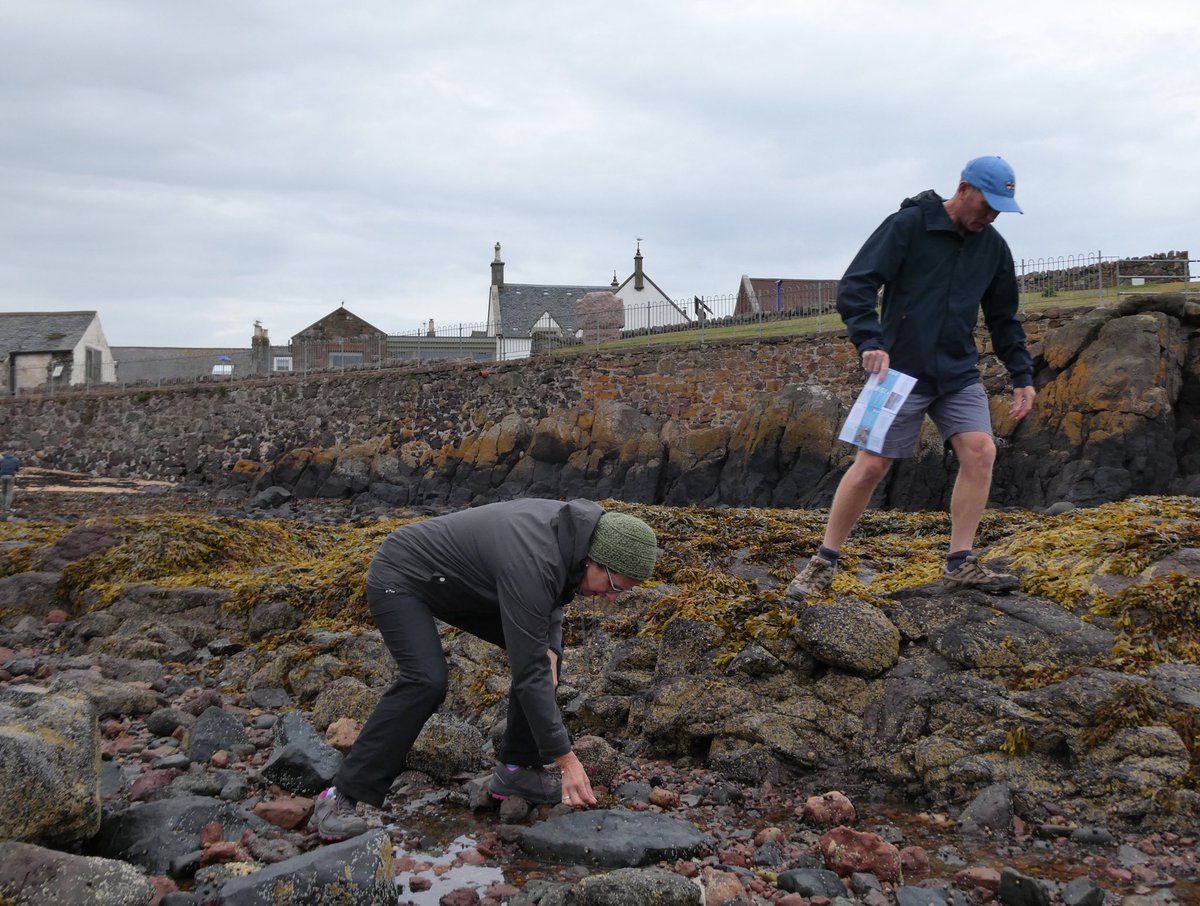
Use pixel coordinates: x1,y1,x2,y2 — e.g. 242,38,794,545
0,310,115,395
486,242,689,359
735,276,840,317
289,304,388,371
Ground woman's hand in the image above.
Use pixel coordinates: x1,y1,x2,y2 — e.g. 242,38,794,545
555,750,597,807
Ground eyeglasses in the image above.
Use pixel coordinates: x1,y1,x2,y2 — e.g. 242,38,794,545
603,565,637,596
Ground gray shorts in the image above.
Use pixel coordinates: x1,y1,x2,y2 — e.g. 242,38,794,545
878,382,992,459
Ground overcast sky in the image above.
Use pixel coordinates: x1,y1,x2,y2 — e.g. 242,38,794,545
2,1,1197,347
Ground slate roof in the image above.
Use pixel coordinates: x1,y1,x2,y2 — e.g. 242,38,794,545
0,311,99,354
496,283,613,336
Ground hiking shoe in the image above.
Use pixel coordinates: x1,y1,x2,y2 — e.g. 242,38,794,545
311,787,368,841
489,763,561,804
942,556,1019,593
784,555,836,601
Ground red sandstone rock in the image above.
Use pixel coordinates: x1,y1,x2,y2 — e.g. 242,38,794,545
800,790,857,826
129,769,180,803
252,795,314,830
200,839,252,866
818,825,901,883
700,867,749,906
899,844,930,875
325,717,361,749
649,786,679,808
395,854,433,872
954,866,1001,891
199,821,223,846
438,886,481,905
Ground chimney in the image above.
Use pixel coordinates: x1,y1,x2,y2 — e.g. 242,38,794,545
427,319,435,337
634,240,644,291
251,320,270,375
491,242,505,287
611,270,619,288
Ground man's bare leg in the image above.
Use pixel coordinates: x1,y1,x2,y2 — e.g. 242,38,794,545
947,431,995,555
821,448,894,551
942,431,1018,591
786,448,893,599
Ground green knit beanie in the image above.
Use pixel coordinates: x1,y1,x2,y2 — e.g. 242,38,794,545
587,512,658,581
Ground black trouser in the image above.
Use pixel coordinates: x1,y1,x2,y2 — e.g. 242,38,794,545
332,586,546,807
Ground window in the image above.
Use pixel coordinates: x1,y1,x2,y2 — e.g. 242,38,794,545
272,356,293,372
329,351,363,367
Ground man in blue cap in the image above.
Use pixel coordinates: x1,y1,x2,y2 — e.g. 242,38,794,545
787,156,1036,599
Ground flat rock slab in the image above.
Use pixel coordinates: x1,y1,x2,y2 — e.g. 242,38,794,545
518,808,713,868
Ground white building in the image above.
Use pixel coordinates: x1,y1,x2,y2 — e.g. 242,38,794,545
0,311,116,395
486,242,690,359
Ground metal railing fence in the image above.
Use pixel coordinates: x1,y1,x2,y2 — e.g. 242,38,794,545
1017,250,1194,304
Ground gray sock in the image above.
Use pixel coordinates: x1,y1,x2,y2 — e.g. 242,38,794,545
947,550,972,572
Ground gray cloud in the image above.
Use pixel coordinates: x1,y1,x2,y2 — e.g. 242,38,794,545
2,1,1197,345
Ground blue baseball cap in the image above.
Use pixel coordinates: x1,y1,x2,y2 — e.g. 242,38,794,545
961,156,1022,214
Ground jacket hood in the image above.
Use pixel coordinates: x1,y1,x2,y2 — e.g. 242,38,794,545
899,189,944,211
900,189,958,233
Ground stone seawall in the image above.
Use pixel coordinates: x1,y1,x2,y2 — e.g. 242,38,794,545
7,301,1195,511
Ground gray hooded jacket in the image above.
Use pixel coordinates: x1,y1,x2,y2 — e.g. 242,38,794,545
366,498,604,759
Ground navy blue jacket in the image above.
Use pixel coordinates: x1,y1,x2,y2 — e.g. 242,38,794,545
0,455,18,477
836,190,1033,395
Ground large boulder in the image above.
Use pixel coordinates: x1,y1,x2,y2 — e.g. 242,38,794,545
558,400,664,502
0,572,62,624
405,712,488,780
89,796,270,874
260,711,342,795
794,599,900,676
0,686,101,846
518,809,712,868
717,383,848,508
213,829,396,905
0,841,154,906
999,310,1187,507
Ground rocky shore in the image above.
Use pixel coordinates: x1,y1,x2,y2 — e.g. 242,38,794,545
0,476,1197,905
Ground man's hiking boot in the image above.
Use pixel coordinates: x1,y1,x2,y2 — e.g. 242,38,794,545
942,555,1019,593
784,555,836,601
489,763,561,804
311,787,368,841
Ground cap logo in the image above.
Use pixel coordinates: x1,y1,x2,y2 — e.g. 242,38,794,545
1005,180,1015,191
